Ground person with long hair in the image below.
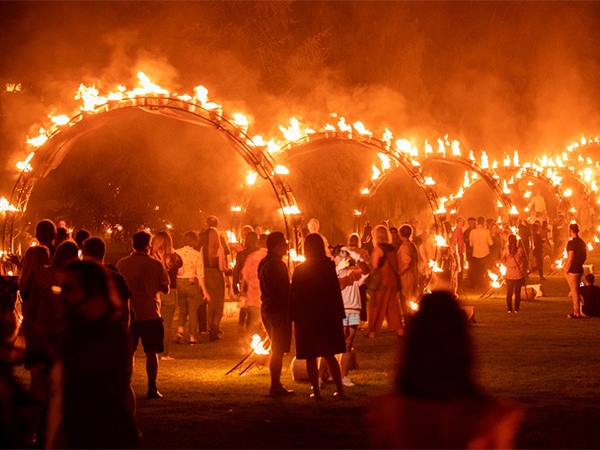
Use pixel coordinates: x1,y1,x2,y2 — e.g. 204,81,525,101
290,234,346,400
367,225,403,338
151,232,183,353
502,234,528,313
369,291,522,448
18,245,51,445
201,227,227,341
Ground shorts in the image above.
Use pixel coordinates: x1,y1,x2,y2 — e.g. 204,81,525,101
261,311,292,354
342,312,361,327
131,318,164,354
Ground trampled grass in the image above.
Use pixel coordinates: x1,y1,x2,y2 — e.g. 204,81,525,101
128,267,600,449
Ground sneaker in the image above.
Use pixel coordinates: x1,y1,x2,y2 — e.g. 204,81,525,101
342,376,355,387
160,355,174,361
567,313,581,319
269,384,295,397
147,388,163,399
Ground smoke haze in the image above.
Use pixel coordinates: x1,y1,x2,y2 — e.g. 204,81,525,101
1,1,599,235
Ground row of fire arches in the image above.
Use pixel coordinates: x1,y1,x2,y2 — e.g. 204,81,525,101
1,96,592,289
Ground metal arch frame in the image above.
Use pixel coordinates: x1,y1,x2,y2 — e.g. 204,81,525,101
276,132,447,290
418,155,517,223
1,95,301,257
491,166,573,220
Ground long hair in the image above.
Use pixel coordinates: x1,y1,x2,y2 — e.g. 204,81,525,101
508,234,518,255
304,233,326,259
207,227,222,260
373,224,390,246
397,291,480,401
18,245,50,296
151,231,175,270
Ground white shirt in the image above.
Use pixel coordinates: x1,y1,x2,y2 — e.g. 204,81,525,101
175,245,204,279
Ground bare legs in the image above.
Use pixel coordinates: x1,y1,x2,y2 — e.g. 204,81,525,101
307,356,345,399
269,350,284,389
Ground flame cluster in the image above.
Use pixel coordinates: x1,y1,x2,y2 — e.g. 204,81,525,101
5,73,600,270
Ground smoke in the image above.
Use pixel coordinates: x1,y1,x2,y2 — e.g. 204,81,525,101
1,1,600,234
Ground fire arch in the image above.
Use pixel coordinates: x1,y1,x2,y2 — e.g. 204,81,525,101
1,95,301,255
491,166,573,222
275,132,448,289
418,154,517,224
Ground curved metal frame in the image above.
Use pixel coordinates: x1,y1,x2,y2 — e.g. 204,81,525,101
491,166,573,220
276,132,446,289
1,96,301,257
419,155,516,223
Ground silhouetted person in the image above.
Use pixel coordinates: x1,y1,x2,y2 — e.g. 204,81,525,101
82,236,137,426
368,291,522,448
291,233,346,400
258,232,294,397
580,274,600,317
58,260,140,449
201,228,227,342
55,227,71,247
117,231,169,399
74,229,91,250
463,217,477,283
397,225,419,320
18,245,51,445
565,223,586,319
35,219,57,258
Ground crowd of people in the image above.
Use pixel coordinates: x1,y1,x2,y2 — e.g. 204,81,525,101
1,208,597,448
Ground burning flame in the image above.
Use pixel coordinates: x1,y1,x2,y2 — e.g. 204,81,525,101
289,248,305,262
280,205,300,215
16,152,35,172
488,270,502,288
226,230,238,244
0,197,18,212
250,334,270,355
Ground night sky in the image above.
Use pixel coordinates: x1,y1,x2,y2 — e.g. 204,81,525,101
0,1,599,235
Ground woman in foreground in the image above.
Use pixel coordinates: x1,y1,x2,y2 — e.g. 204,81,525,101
368,291,523,449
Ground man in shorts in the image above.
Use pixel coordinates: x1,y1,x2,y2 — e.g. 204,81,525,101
258,232,294,397
117,231,170,399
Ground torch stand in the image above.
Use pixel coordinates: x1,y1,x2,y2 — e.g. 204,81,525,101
479,276,505,299
226,335,271,376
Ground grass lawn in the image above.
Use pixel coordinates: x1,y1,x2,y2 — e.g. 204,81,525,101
126,263,600,449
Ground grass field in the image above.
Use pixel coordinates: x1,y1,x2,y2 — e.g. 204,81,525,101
124,263,600,449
